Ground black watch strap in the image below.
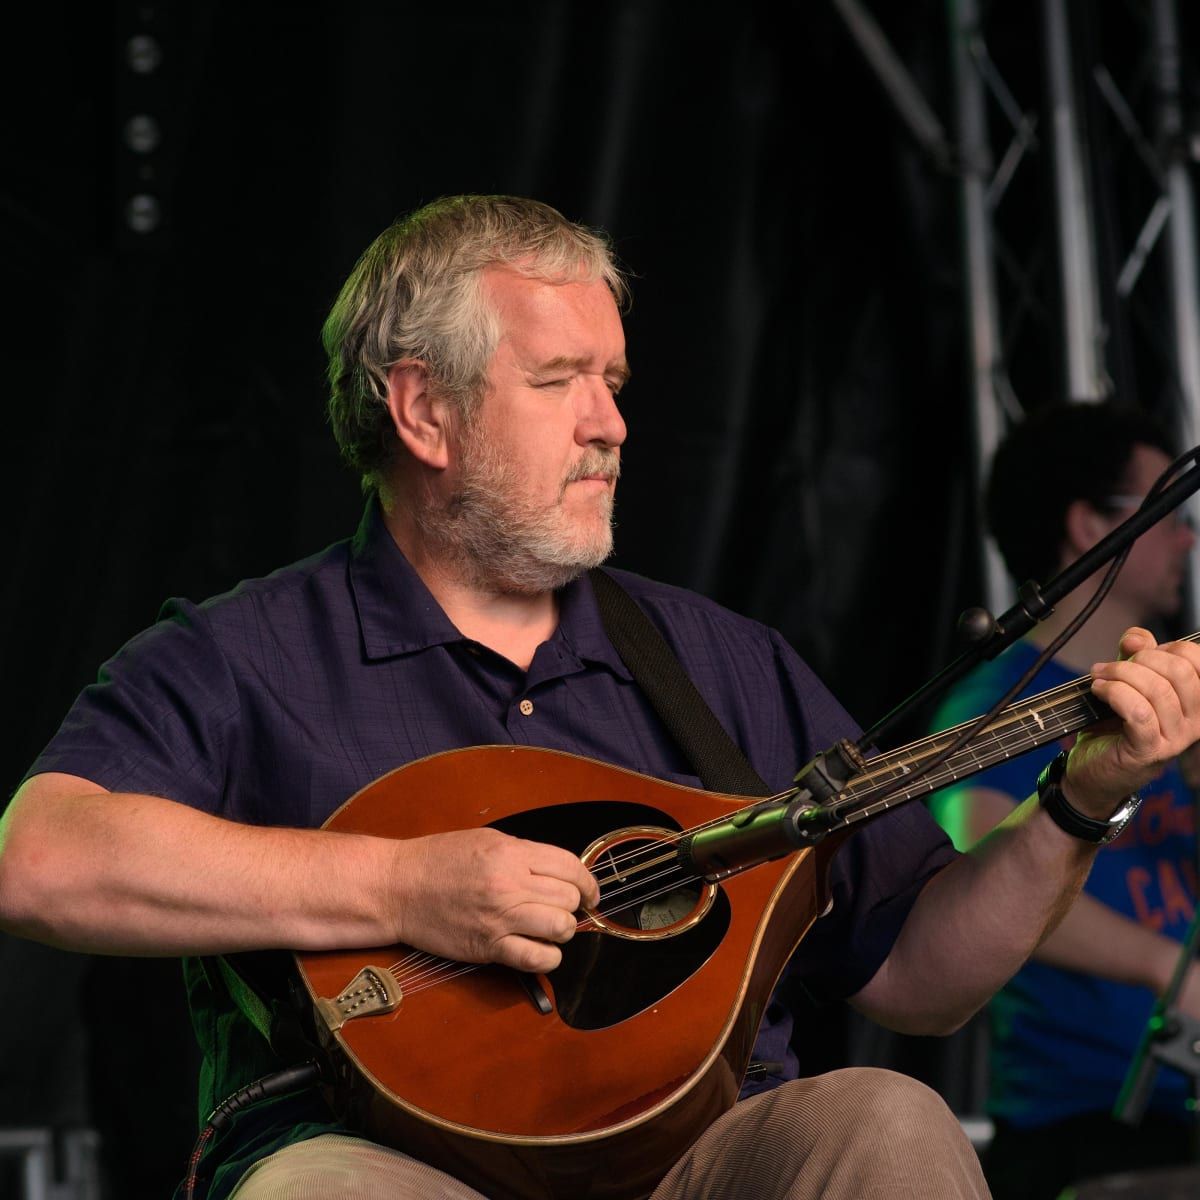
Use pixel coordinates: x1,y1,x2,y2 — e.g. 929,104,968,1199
1036,750,1141,845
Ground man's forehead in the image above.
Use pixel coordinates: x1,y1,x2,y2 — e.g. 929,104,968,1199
481,262,614,308
482,266,627,363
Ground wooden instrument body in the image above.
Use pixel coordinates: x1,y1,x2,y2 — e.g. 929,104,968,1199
294,745,844,1200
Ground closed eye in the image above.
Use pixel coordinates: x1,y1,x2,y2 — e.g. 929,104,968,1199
608,364,631,396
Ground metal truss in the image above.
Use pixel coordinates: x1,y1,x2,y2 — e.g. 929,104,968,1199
833,0,1200,616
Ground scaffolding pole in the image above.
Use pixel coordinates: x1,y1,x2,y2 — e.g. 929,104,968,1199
1151,0,1200,611
950,0,1012,613
1043,0,1109,402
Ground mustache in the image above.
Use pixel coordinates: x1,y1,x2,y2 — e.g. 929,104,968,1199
563,448,621,486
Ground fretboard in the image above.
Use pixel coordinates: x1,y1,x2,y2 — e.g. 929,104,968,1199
822,630,1200,828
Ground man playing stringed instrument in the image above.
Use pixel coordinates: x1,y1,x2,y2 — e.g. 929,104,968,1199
4,197,1200,1200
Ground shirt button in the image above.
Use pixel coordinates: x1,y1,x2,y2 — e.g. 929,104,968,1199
519,699,534,716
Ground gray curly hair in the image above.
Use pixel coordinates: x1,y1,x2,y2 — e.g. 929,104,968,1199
323,195,629,491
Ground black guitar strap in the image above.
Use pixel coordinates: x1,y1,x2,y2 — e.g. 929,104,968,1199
588,568,771,798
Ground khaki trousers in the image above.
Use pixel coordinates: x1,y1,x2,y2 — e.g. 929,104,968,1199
230,1068,990,1199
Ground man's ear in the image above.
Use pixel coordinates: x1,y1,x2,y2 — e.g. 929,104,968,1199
1063,497,1110,556
385,360,451,469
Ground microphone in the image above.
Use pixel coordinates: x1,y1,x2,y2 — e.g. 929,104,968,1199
679,744,860,880
680,799,824,882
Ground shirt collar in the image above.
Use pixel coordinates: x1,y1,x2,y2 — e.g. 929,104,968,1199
347,497,632,681
556,569,633,682
348,497,466,659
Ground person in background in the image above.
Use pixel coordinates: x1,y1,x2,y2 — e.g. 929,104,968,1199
931,401,1199,1200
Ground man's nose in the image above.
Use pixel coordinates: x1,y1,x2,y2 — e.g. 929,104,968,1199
576,379,627,449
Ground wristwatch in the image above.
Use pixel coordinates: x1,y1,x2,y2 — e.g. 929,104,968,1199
1036,749,1141,844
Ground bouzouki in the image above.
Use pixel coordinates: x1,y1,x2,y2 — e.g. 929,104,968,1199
293,662,1136,1200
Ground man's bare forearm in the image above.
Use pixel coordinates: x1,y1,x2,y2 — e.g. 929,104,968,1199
0,774,404,955
851,795,1096,1035
1034,889,1199,1013
932,784,1195,1013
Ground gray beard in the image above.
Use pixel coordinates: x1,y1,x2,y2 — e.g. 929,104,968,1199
416,440,619,596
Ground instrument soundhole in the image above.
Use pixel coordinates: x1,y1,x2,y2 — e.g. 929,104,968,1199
580,826,717,941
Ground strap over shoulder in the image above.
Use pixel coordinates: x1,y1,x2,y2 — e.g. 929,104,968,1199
588,568,770,798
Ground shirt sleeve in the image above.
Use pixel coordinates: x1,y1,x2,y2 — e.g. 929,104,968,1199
768,630,960,1003
24,598,239,814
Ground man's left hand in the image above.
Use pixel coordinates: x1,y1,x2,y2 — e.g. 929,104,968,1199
1066,627,1200,819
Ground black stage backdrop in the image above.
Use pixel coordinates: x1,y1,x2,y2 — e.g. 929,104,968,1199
3,3,993,1194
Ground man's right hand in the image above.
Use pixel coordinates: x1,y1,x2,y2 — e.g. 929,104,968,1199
389,828,601,973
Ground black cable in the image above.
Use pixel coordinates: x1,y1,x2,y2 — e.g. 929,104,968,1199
182,1060,323,1200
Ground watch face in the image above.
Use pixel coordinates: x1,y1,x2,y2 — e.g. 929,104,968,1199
1099,794,1141,843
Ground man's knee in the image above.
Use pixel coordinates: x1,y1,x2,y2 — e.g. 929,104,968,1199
806,1066,961,1132
820,1070,960,1132
765,1067,972,1164
724,1068,961,1155
767,1070,985,1198
229,1133,487,1200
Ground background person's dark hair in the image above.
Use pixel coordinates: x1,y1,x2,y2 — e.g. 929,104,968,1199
985,402,1175,585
